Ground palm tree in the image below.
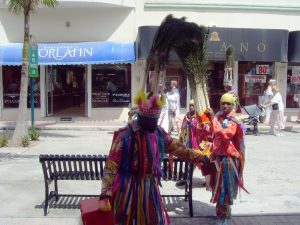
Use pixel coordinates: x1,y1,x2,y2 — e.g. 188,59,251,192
8,0,57,146
144,14,210,112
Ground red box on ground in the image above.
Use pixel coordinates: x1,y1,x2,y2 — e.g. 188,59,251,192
80,197,114,225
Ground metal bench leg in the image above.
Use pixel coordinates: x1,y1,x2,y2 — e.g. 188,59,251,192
184,183,188,201
188,195,194,217
54,180,59,201
44,182,49,216
188,181,194,217
253,119,260,136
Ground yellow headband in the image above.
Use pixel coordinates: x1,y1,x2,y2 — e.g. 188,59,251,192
220,93,235,104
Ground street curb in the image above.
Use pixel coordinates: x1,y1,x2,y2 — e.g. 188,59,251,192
1,124,300,132
0,125,123,131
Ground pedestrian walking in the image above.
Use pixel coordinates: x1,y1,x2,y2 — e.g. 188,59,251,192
262,85,285,136
167,85,180,135
262,79,277,123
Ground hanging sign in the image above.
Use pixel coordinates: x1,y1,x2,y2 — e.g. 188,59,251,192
29,37,39,77
245,75,266,83
291,75,300,84
256,65,270,75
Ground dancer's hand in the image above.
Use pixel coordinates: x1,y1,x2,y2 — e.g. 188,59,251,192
99,198,112,212
99,193,112,211
205,108,214,120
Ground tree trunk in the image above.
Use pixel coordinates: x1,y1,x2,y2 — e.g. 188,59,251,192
11,11,30,146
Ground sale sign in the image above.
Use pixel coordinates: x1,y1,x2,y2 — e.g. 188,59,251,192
292,66,300,76
245,75,266,83
256,65,270,75
291,75,300,84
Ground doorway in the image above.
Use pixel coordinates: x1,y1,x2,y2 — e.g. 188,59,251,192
46,65,86,117
207,62,226,111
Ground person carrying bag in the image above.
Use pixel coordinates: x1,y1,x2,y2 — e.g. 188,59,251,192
261,85,285,136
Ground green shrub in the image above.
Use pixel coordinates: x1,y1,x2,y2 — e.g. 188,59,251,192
21,136,30,147
29,128,41,141
0,131,8,147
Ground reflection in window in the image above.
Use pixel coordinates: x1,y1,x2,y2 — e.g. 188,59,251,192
286,66,300,108
2,66,40,108
238,62,273,106
91,64,131,107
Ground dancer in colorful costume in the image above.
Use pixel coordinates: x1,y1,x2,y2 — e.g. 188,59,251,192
99,91,208,225
179,99,201,150
204,93,248,225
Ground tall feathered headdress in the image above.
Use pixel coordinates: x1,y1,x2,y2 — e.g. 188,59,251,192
134,91,166,118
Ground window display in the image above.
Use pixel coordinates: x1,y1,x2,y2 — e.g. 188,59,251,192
92,64,131,107
286,66,300,108
2,66,40,108
238,62,273,106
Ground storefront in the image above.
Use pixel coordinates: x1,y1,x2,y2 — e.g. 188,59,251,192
287,31,300,114
0,41,135,120
137,26,288,111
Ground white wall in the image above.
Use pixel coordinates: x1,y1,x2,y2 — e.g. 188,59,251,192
0,7,135,43
138,10,300,31
139,1,300,30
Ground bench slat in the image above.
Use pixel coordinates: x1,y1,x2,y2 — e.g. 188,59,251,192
39,154,194,217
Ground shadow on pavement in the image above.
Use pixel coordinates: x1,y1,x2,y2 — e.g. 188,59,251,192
41,132,78,138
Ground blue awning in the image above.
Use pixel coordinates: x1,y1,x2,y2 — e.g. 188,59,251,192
0,41,135,65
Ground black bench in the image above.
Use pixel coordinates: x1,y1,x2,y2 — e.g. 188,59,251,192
39,154,194,216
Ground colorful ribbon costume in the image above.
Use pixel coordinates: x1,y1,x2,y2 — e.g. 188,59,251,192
100,91,205,225
206,94,248,219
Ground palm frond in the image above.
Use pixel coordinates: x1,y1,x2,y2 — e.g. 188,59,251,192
8,0,24,14
8,0,57,14
40,0,58,7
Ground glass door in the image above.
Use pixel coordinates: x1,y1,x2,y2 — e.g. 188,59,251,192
46,66,54,116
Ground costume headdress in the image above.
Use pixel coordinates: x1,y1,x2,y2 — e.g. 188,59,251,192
189,99,195,106
220,93,235,104
134,91,166,118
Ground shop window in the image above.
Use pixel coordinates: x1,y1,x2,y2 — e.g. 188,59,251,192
165,68,187,109
2,66,40,108
145,67,187,109
92,64,131,107
286,66,300,108
238,62,273,106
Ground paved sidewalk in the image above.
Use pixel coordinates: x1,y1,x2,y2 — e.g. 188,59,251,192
171,214,300,225
0,118,300,132
0,121,300,225
0,214,299,225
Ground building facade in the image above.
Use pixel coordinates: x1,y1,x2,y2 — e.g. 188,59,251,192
1,0,300,121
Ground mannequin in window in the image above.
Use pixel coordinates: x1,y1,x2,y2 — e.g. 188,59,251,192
107,79,117,103
293,88,300,123
72,74,80,107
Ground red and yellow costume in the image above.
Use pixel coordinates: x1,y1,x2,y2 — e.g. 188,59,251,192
207,109,247,219
180,110,201,150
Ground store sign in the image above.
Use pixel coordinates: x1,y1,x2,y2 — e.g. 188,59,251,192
92,91,130,107
292,66,300,75
29,38,39,77
245,75,266,83
256,65,270,75
291,75,300,84
3,93,40,108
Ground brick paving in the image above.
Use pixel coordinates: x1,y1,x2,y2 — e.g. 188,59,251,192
171,214,300,225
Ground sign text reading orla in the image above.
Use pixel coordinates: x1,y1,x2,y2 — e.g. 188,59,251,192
38,47,93,61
